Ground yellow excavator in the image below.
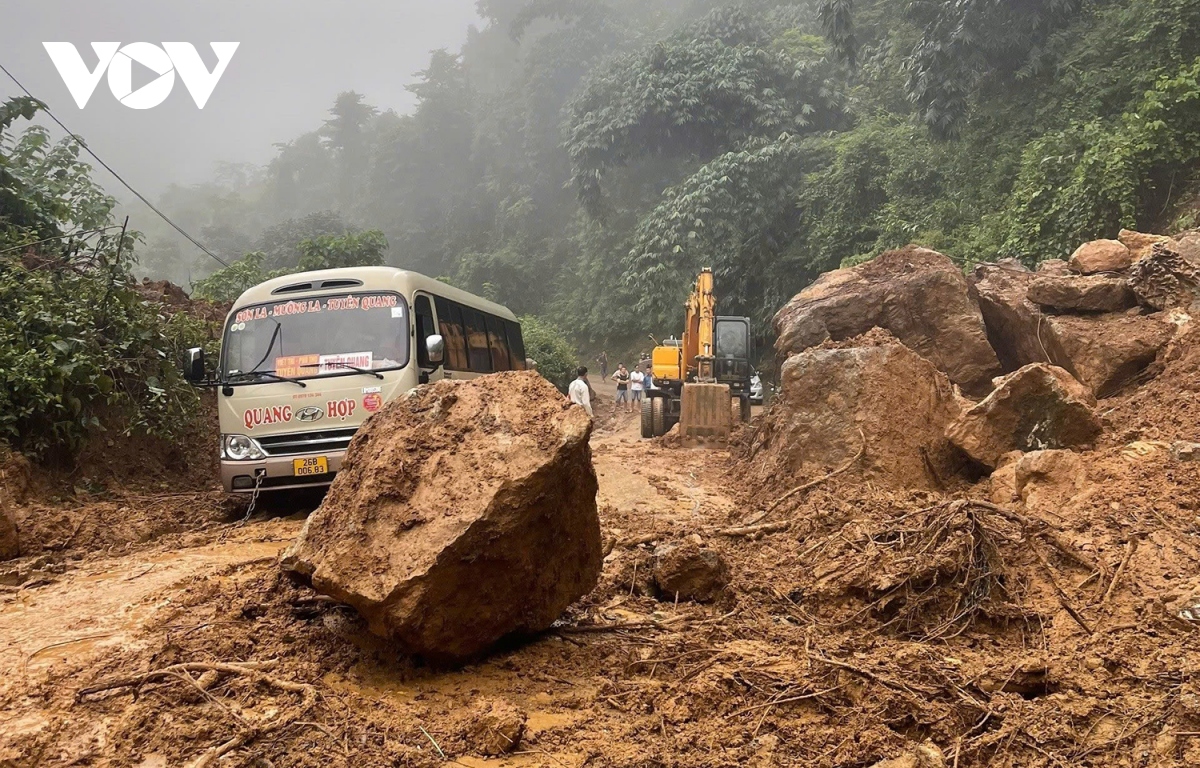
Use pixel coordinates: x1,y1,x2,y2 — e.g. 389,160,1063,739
642,268,753,440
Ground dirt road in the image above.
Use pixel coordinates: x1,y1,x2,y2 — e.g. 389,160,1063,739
0,409,745,766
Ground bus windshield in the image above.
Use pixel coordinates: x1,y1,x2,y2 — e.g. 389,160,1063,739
222,292,410,382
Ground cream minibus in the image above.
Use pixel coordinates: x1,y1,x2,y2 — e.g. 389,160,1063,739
184,267,526,494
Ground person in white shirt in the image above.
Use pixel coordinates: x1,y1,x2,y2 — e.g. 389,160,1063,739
629,366,645,407
568,366,593,418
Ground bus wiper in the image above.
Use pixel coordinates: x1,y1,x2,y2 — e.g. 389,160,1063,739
228,370,307,388
301,362,385,380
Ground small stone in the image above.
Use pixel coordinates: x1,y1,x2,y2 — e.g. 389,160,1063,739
653,540,730,603
1173,442,1200,462
465,699,526,756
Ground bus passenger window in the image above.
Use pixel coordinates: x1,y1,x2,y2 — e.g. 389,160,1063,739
505,321,526,370
435,297,469,371
486,315,512,372
463,308,493,373
415,295,436,367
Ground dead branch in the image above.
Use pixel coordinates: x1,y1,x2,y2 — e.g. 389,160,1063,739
1033,549,1094,635
77,660,301,700
742,428,866,527
616,533,663,548
1101,537,1139,607
712,520,790,538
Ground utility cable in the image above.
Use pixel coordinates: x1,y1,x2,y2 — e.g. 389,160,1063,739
0,59,231,268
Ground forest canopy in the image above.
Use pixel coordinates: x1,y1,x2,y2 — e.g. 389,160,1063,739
138,0,1200,348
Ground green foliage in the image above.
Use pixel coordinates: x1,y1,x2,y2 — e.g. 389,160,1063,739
0,98,206,461
566,8,842,213
192,229,388,303
519,315,579,391
134,0,1200,356
191,251,274,303
1001,58,1200,259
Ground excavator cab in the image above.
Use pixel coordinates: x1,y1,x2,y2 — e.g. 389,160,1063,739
713,316,754,419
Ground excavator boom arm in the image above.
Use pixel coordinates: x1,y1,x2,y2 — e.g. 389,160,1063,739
682,268,716,379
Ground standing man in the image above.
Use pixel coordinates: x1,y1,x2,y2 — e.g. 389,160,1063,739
568,366,593,418
596,350,609,379
611,363,631,413
630,364,645,408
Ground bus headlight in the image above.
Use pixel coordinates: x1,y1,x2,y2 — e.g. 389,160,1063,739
223,434,266,461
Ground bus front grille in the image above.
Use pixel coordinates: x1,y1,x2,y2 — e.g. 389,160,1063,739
256,427,359,457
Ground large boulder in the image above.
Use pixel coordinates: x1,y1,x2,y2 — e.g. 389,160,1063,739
946,365,1102,469
281,372,602,663
971,264,1171,396
970,264,1059,372
1129,243,1200,312
773,246,1001,394
1027,274,1136,313
1069,239,1133,274
1046,313,1174,397
749,332,967,491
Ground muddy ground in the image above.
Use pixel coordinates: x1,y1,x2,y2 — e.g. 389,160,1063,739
2,378,1200,767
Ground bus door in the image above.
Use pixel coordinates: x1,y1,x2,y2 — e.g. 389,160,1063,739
413,293,447,383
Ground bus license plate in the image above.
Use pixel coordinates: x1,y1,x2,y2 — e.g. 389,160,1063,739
293,456,328,477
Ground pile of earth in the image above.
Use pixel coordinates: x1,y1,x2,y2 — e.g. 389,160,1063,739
754,228,1199,496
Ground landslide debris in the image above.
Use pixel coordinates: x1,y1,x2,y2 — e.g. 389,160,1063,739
749,330,967,492
281,371,602,664
773,246,1001,394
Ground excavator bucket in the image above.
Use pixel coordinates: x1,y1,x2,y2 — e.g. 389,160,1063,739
679,383,733,445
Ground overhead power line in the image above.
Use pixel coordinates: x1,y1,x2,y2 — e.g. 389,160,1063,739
0,59,231,268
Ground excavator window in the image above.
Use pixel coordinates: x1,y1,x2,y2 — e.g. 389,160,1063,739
714,319,749,359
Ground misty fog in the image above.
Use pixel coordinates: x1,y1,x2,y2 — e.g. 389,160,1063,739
0,0,482,192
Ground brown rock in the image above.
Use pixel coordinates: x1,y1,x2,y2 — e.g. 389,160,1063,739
1069,239,1133,274
988,462,1019,506
465,699,526,756
1036,259,1073,276
1173,442,1200,463
1047,313,1174,397
971,264,1060,372
946,365,1101,469
1119,229,1173,261
653,540,729,602
749,335,967,491
773,246,1001,394
1015,450,1087,514
971,265,1170,396
1129,243,1200,311
281,372,602,664
1174,230,1200,264
1027,274,1136,312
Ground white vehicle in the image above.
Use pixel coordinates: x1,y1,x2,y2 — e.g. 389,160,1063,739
184,267,525,494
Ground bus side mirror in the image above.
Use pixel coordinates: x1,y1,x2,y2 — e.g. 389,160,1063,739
425,334,445,366
184,347,206,384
